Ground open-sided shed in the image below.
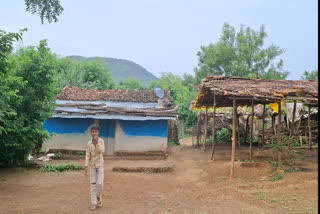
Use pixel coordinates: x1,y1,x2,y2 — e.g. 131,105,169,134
193,76,318,178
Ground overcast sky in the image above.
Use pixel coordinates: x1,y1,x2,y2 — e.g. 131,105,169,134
0,0,318,80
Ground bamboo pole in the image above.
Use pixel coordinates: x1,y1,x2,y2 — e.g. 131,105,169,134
277,101,282,169
250,99,254,159
211,93,216,160
308,106,312,150
262,103,265,149
230,96,237,179
203,107,208,152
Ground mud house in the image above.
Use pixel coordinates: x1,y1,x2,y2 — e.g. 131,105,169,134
43,86,178,156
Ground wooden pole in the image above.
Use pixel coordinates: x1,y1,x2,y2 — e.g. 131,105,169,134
304,119,308,145
203,107,208,152
290,101,297,138
277,101,282,169
262,103,265,149
196,114,201,147
211,93,216,160
250,99,254,159
237,113,240,147
244,115,249,144
308,106,312,150
230,96,237,179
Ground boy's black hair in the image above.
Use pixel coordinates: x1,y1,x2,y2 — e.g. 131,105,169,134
90,124,100,131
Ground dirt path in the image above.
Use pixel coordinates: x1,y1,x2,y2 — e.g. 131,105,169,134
0,138,318,214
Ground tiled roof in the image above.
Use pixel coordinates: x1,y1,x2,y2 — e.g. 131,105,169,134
56,86,170,103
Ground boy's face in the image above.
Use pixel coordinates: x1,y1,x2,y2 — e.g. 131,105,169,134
91,128,99,139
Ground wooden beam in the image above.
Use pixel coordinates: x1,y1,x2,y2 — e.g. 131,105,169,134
308,106,312,150
196,114,201,147
203,106,208,152
237,113,240,147
230,96,237,179
211,92,216,160
243,115,249,144
277,101,282,169
250,99,254,159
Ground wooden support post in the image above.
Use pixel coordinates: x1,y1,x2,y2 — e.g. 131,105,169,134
244,115,249,144
196,114,201,147
308,106,312,150
304,119,308,145
230,96,237,179
250,99,254,159
211,93,216,160
277,101,282,169
262,103,265,149
203,107,208,152
290,101,297,138
237,113,240,147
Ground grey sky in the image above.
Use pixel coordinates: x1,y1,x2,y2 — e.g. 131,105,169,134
0,0,318,80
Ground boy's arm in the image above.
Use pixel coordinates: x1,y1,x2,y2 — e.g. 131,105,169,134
85,142,90,167
96,138,105,153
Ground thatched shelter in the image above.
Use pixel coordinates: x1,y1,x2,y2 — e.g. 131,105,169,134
193,76,318,178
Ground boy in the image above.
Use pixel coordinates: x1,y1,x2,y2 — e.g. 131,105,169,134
85,124,105,210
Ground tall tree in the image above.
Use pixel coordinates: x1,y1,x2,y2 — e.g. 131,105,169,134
194,23,289,84
301,70,318,82
81,59,116,90
149,73,197,127
0,38,58,166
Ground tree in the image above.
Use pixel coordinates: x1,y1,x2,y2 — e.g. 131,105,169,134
25,0,64,24
81,59,116,90
194,23,289,84
149,73,197,127
301,70,318,82
119,78,143,90
0,38,58,166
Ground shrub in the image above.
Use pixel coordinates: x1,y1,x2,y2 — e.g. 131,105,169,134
216,128,232,143
39,162,84,172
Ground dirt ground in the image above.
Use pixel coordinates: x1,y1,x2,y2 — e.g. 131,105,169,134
0,137,318,214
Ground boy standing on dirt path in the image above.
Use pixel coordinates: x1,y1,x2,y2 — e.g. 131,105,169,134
85,124,105,210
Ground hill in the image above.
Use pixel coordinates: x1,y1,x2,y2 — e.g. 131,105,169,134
68,55,159,86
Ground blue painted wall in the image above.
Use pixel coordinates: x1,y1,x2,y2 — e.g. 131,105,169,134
119,120,167,138
43,118,94,134
43,118,116,138
99,120,115,138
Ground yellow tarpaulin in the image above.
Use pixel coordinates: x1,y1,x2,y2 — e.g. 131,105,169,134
269,101,284,113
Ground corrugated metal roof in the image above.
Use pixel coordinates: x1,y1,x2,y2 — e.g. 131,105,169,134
52,114,176,121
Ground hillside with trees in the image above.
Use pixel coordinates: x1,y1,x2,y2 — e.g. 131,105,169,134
68,55,159,86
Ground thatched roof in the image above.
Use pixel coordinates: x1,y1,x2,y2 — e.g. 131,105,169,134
193,76,318,108
56,86,171,103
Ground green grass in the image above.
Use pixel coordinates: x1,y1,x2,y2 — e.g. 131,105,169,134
39,162,84,172
270,172,284,181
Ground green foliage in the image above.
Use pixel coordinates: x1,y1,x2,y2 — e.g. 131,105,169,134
216,128,232,143
52,152,62,159
39,162,84,172
119,78,144,90
76,151,84,155
149,73,197,128
25,0,64,24
194,22,289,84
81,59,116,90
301,70,318,82
270,172,284,181
168,140,180,147
0,32,57,167
69,56,159,86
55,58,116,91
